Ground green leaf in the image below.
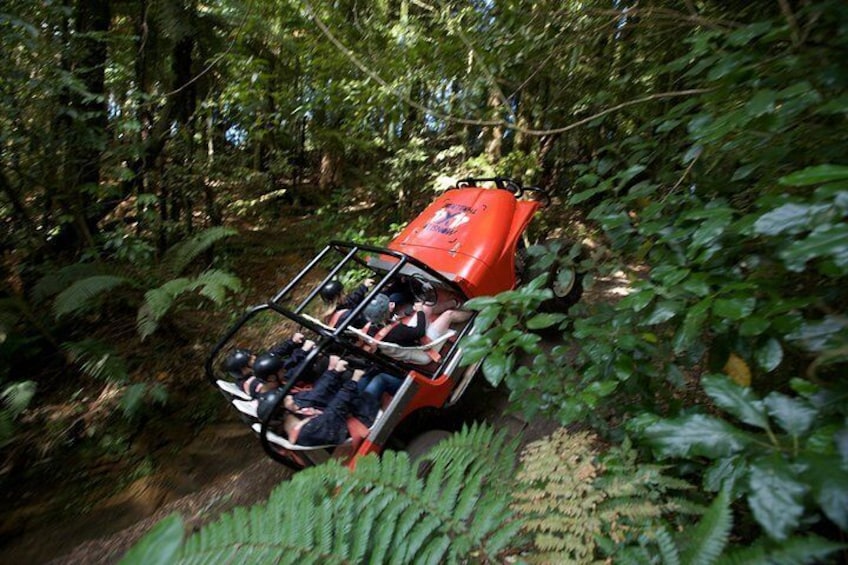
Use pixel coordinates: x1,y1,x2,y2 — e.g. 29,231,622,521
616,288,655,312
644,300,682,325
763,535,848,564
674,298,712,354
712,297,756,321
781,224,848,272
739,317,769,336
525,313,565,330
779,165,848,186
644,414,751,459
119,513,183,564
747,457,807,541
482,350,509,387
763,393,815,436
785,316,848,352
472,305,501,333
703,456,747,493
53,275,131,319
745,90,777,117
816,474,848,530
753,203,828,236
755,338,783,372
702,374,768,429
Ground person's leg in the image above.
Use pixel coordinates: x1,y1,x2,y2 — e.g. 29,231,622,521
364,372,403,399
426,308,472,340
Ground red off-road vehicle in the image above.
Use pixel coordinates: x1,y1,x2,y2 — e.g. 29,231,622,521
205,177,580,469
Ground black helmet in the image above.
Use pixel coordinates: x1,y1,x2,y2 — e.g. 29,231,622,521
257,389,284,421
319,280,344,302
223,348,253,379
253,352,286,381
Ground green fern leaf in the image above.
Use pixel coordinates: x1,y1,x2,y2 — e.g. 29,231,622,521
679,487,732,565
161,226,237,277
194,269,242,303
1,380,36,418
53,275,132,319
63,339,129,383
119,513,184,564
32,262,111,305
165,426,520,564
653,526,680,565
136,278,192,340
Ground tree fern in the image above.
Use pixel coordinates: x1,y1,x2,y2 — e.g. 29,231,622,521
193,269,242,303
31,262,112,305
63,338,129,383
121,425,522,565
53,275,133,320
136,269,241,340
160,226,237,277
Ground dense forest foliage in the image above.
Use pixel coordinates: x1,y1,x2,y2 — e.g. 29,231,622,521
2,0,847,562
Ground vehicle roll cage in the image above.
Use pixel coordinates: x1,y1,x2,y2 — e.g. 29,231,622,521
204,241,475,466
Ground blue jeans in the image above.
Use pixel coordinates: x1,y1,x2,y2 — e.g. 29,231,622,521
363,372,402,399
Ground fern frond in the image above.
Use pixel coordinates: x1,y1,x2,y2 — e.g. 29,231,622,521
136,278,192,340
171,425,520,564
32,262,112,305
1,381,36,418
679,487,732,565
653,526,681,565
161,226,237,277
53,275,132,319
514,427,700,563
136,270,240,340
194,269,242,303
63,339,129,383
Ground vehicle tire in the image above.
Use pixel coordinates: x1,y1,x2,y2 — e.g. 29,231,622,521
406,429,452,478
523,238,585,312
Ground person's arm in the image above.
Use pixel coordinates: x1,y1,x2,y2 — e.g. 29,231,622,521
268,332,305,357
339,278,374,310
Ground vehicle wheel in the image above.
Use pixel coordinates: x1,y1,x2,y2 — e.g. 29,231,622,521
406,430,452,478
524,238,585,312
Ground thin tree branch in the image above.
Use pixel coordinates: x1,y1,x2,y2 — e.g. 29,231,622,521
302,0,713,137
519,89,715,136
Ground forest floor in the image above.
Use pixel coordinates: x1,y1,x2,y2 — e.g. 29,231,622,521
0,205,633,564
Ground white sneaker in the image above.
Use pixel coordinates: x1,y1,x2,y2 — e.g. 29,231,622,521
232,398,258,418
216,379,251,400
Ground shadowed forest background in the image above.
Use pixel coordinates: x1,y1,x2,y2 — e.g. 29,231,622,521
2,0,848,563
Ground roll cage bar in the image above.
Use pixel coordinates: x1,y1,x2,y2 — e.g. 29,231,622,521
204,241,475,465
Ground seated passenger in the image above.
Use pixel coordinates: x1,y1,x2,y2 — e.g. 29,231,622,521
281,368,378,446
238,335,330,398
223,348,255,385
358,293,471,347
320,277,374,326
283,359,379,423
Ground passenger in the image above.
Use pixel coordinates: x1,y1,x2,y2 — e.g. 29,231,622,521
223,348,255,385
320,277,375,326
283,358,379,424
238,335,330,398
281,368,379,446
359,294,471,347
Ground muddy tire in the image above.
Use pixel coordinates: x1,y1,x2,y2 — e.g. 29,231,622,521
523,239,585,312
